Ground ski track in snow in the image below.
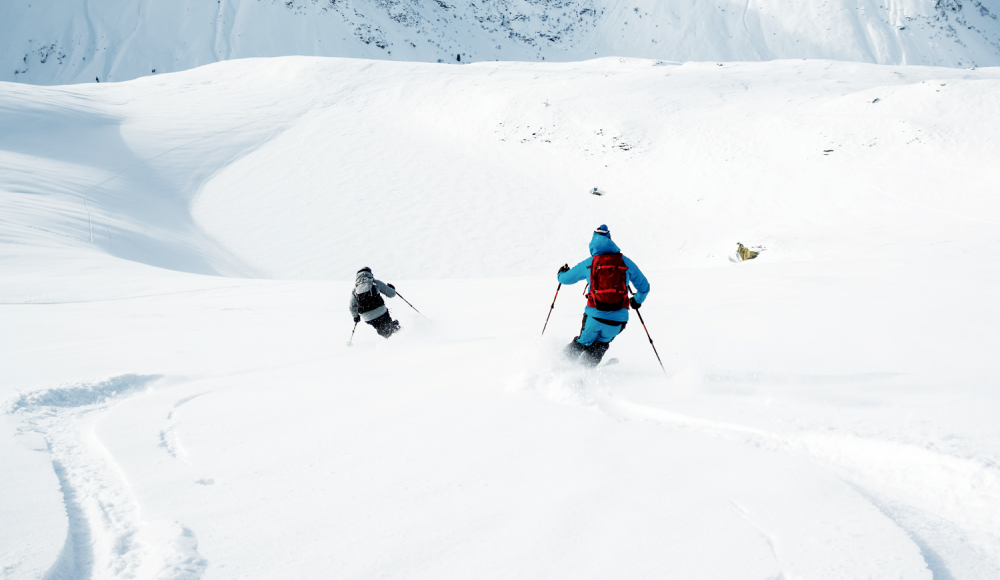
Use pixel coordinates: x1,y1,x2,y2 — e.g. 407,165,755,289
729,499,786,579
514,369,1000,578
157,428,188,463
159,391,213,462
5,375,208,580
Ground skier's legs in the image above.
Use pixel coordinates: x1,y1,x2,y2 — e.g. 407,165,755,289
565,338,588,359
581,340,611,366
377,316,400,338
367,312,400,338
566,315,622,364
566,336,612,366
578,316,622,345
565,314,589,360
375,317,399,338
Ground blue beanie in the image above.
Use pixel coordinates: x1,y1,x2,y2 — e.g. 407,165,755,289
594,224,610,237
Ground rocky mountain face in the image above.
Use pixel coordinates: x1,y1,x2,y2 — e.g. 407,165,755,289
3,0,1000,85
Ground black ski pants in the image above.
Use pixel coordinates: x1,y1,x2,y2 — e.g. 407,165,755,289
565,339,611,367
367,312,400,338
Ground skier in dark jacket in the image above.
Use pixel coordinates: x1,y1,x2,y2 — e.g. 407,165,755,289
349,267,401,338
557,224,650,366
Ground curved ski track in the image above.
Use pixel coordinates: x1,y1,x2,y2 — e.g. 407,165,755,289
5,375,208,580
517,369,1000,579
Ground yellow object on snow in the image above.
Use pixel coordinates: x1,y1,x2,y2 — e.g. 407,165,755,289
737,243,759,261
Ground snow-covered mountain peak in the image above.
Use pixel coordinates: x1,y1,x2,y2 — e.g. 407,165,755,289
4,0,1000,85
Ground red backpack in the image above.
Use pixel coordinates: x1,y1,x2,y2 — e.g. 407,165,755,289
587,253,630,311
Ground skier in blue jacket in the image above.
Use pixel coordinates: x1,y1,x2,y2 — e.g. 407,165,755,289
557,224,650,366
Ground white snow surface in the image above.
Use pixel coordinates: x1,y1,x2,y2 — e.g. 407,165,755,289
2,56,1000,579
3,0,1000,85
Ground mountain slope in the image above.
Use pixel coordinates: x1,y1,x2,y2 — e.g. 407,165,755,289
3,56,1000,580
3,0,1000,85
5,57,999,280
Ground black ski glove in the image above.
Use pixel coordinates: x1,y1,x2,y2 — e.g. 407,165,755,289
558,263,570,274
353,315,361,323
629,297,642,310
387,283,395,290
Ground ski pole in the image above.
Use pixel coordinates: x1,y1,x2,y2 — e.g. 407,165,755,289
633,308,665,375
395,291,429,321
347,320,358,347
541,283,561,336
630,286,665,375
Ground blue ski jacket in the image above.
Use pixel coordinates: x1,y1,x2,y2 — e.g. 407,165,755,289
557,232,650,322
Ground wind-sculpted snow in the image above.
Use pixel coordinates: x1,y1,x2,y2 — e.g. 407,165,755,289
6,57,998,280
3,0,1000,85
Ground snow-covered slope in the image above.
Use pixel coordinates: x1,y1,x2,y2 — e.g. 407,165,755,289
4,0,1000,85
5,57,999,281
2,57,1000,579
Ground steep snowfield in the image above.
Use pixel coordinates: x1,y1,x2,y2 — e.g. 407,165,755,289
2,57,1000,579
3,0,1000,85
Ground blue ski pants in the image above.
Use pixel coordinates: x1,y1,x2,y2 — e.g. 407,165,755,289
575,314,625,346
